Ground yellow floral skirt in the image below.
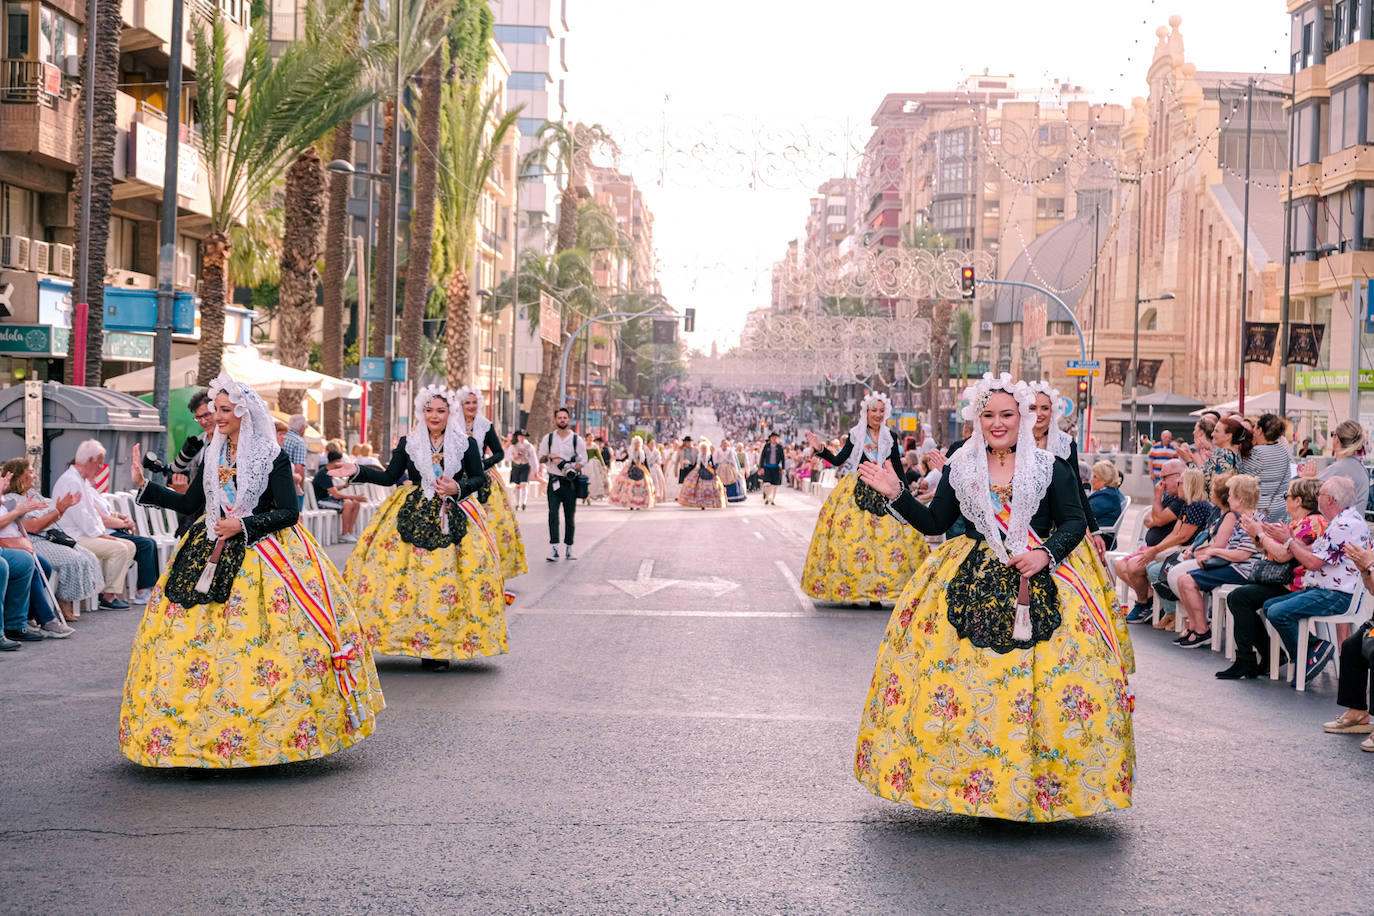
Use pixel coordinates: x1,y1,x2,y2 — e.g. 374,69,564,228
485,469,528,579
118,524,385,768
801,474,930,603
854,537,1135,821
345,486,508,661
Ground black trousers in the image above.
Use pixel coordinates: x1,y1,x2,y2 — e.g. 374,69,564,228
1226,583,1290,663
547,476,578,545
112,530,158,590
679,464,695,485
1336,630,1374,711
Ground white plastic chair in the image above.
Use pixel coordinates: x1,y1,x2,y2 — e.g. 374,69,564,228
1209,583,1242,658
1104,505,1146,606
1292,589,1370,691
300,487,336,545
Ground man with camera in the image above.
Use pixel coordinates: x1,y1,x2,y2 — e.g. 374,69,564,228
537,407,587,561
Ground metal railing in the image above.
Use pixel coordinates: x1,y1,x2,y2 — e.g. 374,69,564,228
1,59,44,103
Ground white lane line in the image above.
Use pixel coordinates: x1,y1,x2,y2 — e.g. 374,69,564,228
512,606,811,618
753,530,765,541
774,559,815,614
741,517,751,524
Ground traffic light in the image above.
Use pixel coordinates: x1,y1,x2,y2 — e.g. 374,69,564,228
960,267,975,300
683,308,696,333
1077,378,1089,415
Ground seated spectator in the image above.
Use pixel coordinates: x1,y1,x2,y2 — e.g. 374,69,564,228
52,440,136,610
1088,461,1125,548
1321,539,1374,748
1116,460,1208,623
1173,474,1263,647
352,443,383,469
1258,476,1371,683
3,457,103,625
1152,472,1232,613
1218,478,1325,680
313,450,366,544
0,465,69,640
1244,413,1295,523
1298,419,1369,514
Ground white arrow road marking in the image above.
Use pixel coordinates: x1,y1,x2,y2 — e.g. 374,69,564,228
607,559,740,599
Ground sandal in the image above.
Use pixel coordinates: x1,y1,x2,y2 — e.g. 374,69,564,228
1324,713,1373,734
1154,612,1176,630
1362,735,1374,752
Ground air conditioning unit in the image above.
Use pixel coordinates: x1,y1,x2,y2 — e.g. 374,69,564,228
29,240,50,274
174,250,196,289
52,243,74,278
0,236,31,271
62,54,80,77
981,321,993,331
109,269,155,290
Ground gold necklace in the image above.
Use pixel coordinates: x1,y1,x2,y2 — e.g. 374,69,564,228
989,446,1013,464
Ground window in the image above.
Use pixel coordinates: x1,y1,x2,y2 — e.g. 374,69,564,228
106,216,138,271
508,71,546,91
493,24,547,44
0,182,39,236
1333,0,1365,50
939,129,967,158
37,4,76,69
1291,4,1319,71
517,117,544,140
931,198,968,229
1329,80,1363,152
826,204,845,216
1324,186,1358,252
1036,197,1065,219
6,2,30,59
1037,124,1067,146
939,159,969,193
1077,188,1112,214
1094,124,1120,147
1295,101,1323,166
985,126,1001,144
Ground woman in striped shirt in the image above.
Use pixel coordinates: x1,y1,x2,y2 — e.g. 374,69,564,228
1243,414,1295,523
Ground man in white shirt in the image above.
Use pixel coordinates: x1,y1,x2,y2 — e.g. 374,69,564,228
52,439,136,609
537,407,587,561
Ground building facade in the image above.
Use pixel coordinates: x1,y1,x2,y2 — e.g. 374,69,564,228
0,0,253,386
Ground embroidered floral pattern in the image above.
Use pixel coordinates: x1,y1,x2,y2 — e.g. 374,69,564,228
802,474,929,602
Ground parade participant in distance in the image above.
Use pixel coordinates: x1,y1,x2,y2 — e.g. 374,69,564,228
759,431,785,505
676,438,724,509
336,386,507,670
854,373,1133,821
609,435,656,510
125,375,383,766
508,431,535,511
538,407,588,561
801,392,929,606
455,386,527,579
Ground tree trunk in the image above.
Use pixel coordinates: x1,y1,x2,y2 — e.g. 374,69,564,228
276,146,327,414
71,0,123,386
526,338,561,443
320,121,352,438
197,231,232,386
400,47,442,371
444,265,471,388
368,101,397,452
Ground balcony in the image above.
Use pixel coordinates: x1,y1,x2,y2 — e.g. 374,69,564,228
1290,64,1328,105
0,61,81,168
1324,39,1374,88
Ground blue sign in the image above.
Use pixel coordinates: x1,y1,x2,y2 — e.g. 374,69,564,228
358,358,387,382
391,358,408,382
1067,359,1101,370
1361,279,1374,336
1059,396,1075,418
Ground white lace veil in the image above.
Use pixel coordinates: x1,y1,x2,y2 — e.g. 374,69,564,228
453,385,492,450
405,385,467,499
202,374,282,527
628,435,647,463
947,373,1054,564
841,391,894,476
1028,380,1072,459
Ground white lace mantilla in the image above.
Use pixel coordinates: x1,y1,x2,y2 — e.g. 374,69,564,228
841,391,894,476
454,385,492,451
405,385,467,499
203,374,281,527
1027,380,1072,459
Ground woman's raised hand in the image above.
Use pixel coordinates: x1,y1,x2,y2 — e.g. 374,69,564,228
131,444,144,487
857,460,901,500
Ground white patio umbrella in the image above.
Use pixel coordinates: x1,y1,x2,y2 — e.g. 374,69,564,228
104,346,361,400
1194,390,1330,415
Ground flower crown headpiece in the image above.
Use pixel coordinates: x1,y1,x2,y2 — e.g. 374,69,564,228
413,384,450,415
860,391,893,419
1026,379,1065,417
960,372,1035,421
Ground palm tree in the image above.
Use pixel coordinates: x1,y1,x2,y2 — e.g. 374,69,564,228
433,84,519,388
70,0,124,385
275,145,327,414
193,3,381,386
521,121,618,434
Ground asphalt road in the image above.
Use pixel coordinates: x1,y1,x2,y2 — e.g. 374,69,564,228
3,418,1373,913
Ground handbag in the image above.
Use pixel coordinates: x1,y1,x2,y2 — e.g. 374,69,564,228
1247,557,1296,586
1198,556,1229,570
1359,621,1374,664
41,527,78,549
697,465,716,482
573,474,590,500
626,463,645,482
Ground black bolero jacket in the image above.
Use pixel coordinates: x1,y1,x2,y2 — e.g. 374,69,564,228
889,457,1087,565
817,434,903,477
353,435,487,496
477,427,504,471
137,451,300,606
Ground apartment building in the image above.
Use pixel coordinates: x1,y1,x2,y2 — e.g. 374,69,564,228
0,0,254,386
1283,0,1374,425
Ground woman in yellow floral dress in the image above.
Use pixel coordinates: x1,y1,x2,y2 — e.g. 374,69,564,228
801,392,929,606
853,373,1134,821
122,376,384,768
455,386,527,579
336,386,507,670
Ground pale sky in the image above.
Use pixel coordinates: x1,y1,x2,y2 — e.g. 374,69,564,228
571,1,1292,353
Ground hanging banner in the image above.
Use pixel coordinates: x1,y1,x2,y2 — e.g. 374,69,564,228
1243,322,1279,364
1286,324,1325,367
1136,358,1164,389
1104,357,1131,387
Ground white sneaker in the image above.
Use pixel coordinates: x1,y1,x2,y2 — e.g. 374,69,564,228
40,620,73,638
547,546,560,561
564,546,576,560
340,533,358,543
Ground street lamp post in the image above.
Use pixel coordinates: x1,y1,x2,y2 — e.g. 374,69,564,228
1119,171,1176,451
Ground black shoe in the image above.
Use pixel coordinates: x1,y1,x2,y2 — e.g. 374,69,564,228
419,658,450,671
4,628,45,642
1176,630,1212,649
1215,660,1261,680
0,635,18,651
98,597,131,610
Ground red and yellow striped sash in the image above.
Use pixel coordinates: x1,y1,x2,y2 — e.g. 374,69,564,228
256,530,365,726
457,496,516,606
